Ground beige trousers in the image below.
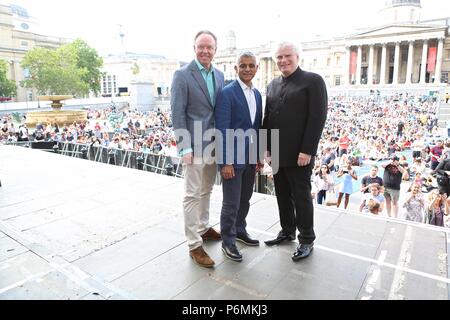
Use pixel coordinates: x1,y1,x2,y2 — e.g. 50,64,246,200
183,159,217,251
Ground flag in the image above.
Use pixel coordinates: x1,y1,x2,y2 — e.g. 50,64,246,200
427,47,437,73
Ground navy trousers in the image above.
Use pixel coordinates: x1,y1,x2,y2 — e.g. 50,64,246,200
220,165,256,247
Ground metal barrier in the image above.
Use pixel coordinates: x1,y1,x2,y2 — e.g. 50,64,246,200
5,141,274,195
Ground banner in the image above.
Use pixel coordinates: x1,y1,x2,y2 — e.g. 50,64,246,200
350,51,357,75
427,47,437,73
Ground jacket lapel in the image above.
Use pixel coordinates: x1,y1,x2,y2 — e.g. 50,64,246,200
189,61,213,107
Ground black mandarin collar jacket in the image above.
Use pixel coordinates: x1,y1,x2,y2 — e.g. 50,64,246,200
262,67,328,167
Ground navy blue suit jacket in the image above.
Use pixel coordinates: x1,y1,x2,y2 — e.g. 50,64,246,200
215,80,263,169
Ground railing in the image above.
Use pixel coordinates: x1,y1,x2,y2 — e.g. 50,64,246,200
2,140,275,195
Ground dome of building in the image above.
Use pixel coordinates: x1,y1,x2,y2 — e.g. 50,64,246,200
226,30,236,38
225,30,236,51
385,0,421,8
381,0,422,23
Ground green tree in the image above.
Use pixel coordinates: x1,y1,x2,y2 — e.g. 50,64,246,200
68,39,104,95
0,60,17,99
20,39,103,97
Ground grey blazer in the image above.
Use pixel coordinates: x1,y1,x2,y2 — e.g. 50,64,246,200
170,60,224,155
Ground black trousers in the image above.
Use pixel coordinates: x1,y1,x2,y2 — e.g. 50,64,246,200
273,165,316,245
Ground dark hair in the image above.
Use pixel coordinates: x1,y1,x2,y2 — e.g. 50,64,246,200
318,165,330,178
194,30,217,46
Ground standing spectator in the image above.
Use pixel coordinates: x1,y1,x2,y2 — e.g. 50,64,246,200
262,42,328,262
170,30,224,268
336,159,358,209
338,130,351,157
382,155,406,218
426,190,449,227
402,183,425,222
313,165,335,205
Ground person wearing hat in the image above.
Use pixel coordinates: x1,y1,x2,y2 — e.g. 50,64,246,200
381,155,406,218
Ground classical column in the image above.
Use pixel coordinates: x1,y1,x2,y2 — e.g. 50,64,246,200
356,45,362,85
380,43,387,85
434,38,444,83
367,45,374,85
345,46,351,86
406,40,414,84
393,42,400,85
420,39,428,84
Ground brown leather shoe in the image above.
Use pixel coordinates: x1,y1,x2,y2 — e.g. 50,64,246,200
201,228,222,241
189,246,215,268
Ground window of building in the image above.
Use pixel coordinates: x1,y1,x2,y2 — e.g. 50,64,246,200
327,58,331,67
336,56,341,66
362,53,367,63
442,72,449,84
445,49,450,60
335,75,341,86
313,59,317,67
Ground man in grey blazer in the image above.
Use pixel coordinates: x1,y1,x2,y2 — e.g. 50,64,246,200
171,30,225,268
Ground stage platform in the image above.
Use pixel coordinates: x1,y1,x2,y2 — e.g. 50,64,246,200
0,145,449,300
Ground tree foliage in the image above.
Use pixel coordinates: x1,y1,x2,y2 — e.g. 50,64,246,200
69,39,104,95
20,39,103,97
0,60,17,98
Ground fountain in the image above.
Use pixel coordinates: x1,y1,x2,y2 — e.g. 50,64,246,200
25,95,88,127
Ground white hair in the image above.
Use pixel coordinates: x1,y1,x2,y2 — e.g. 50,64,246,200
273,41,301,58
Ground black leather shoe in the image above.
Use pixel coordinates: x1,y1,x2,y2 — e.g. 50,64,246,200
236,233,260,246
264,231,296,246
292,243,314,261
222,244,243,262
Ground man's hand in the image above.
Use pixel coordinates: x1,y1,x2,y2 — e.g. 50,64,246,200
221,165,235,180
182,152,193,165
256,161,264,173
297,153,312,167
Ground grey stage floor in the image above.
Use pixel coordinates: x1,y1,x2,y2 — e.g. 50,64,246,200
0,145,449,300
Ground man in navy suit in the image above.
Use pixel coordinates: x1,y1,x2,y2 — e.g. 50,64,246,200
215,52,263,262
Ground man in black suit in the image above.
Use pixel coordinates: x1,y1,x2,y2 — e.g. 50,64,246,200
262,42,328,261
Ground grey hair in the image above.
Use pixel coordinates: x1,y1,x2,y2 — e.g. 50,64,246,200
274,41,301,58
236,51,258,65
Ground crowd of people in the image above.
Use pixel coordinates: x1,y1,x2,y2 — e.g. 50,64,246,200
1,93,449,229
0,107,178,157
310,94,450,228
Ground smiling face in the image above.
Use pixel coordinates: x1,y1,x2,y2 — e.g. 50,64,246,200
276,44,299,77
235,55,258,86
194,33,217,69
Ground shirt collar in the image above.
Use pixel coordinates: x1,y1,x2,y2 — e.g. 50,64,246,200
195,59,214,73
237,77,253,91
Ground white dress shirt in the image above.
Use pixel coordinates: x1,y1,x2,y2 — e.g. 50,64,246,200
237,78,257,125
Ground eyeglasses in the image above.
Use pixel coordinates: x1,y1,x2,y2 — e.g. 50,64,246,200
195,45,216,51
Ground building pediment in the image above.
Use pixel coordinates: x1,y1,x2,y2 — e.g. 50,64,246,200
349,24,446,39
346,23,447,46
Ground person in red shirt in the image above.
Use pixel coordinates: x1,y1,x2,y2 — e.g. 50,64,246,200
338,131,351,157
